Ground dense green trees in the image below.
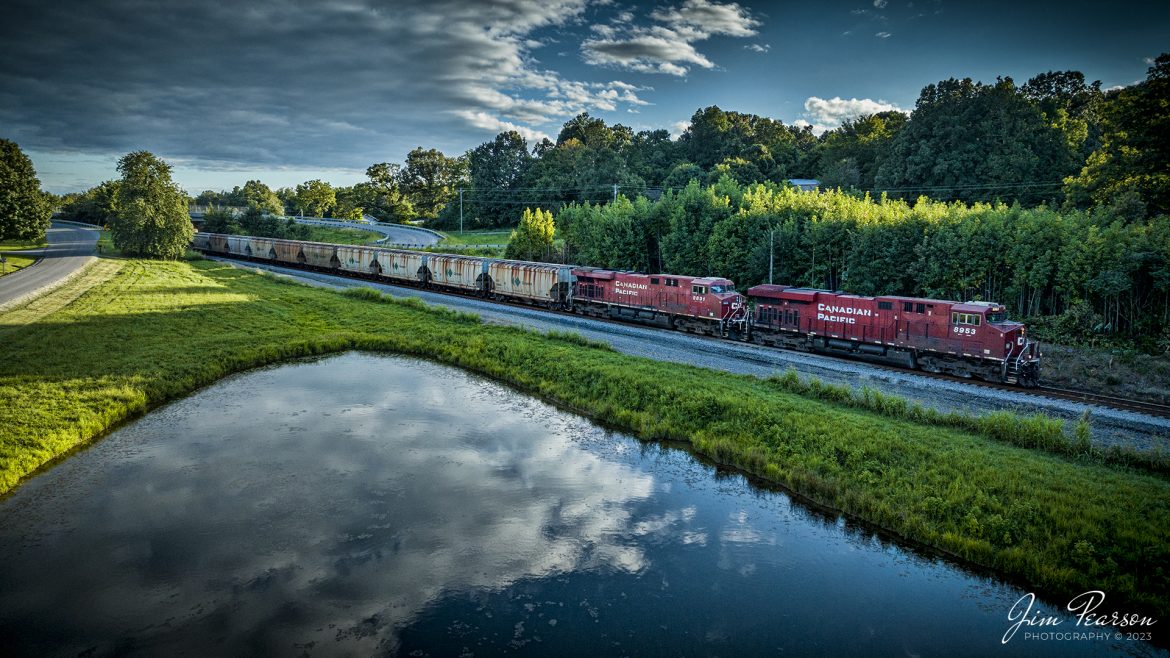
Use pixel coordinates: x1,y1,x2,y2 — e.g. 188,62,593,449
463,131,532,228
816,111,907,190
59,180,120,226
873,77,1073,205
1064,55,1170,216
0,139,52,241
111,151,194,259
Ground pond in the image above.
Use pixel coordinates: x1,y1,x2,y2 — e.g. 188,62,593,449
0,352,1159,656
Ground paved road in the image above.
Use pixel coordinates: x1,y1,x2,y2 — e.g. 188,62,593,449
208,255,1170,452
0,222,99,309
291,217,442,247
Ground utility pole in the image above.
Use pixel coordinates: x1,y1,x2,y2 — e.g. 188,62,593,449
613,183,618,203
458,188,464,235
769,229,774,285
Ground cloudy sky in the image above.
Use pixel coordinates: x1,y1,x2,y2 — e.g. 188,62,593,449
2,0,1166,193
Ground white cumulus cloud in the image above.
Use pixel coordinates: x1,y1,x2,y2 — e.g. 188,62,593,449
582,0,761,76
801,96,905,132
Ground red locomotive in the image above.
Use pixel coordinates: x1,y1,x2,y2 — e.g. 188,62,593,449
568,268,748,336
745,285,1040,385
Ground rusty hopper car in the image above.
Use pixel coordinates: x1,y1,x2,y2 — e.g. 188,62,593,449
242,237,276,260
375,249,428,283
208,234,231,254
746,285,1040,385
337,245,380,275
300,242,340,269
225,235,251,255
488,260,574,306
271,239,303,265
425,254,487,292
572,268,748,336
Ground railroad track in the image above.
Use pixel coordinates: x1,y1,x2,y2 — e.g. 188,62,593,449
1035,386,1170,419
207,251,1170,422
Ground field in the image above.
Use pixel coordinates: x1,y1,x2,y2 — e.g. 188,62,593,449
0,254,1167,619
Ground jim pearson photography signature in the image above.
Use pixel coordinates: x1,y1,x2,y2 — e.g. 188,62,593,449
1003,591,1157,644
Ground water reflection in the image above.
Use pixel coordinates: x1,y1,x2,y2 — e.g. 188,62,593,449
0,353,1161,657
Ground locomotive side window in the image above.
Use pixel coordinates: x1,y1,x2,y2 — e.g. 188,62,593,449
916,303,926,314
951,312,981,326
692,285,707,294
651,278,660,285
879,301,893,310
665,278,678,287
903,302,914,312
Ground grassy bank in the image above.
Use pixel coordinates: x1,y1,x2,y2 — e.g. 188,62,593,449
1,256,1168,619
0,238,44,276
0,253,37,276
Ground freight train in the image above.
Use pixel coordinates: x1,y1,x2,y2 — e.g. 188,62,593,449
193,232,1041,386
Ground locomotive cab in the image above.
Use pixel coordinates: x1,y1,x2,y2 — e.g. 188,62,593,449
698,279,748,331
956,302,1041,386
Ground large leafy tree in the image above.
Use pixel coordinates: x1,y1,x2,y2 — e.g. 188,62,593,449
0,139,52,241
1064,54,1170,217
111,150,194,259
400,147,466,220
293,179,336,218
465,131,532,228
239,179,285,216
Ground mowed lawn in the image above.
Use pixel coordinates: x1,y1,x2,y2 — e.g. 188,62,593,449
0,255,1167,620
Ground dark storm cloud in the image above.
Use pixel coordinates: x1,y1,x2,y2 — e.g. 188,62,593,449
0,0,648,169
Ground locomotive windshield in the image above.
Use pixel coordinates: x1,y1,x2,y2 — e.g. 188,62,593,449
987,310,1007,323
710,284,735,293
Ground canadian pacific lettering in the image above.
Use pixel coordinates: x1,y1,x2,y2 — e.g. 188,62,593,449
816,303,873,325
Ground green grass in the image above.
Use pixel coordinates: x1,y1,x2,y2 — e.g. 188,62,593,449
0,253,36,277
299,225,383,245
1,258,1168,619
0,237,47,275
438,228,513,246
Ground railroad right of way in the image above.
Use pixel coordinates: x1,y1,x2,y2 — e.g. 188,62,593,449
209,255,1170,454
